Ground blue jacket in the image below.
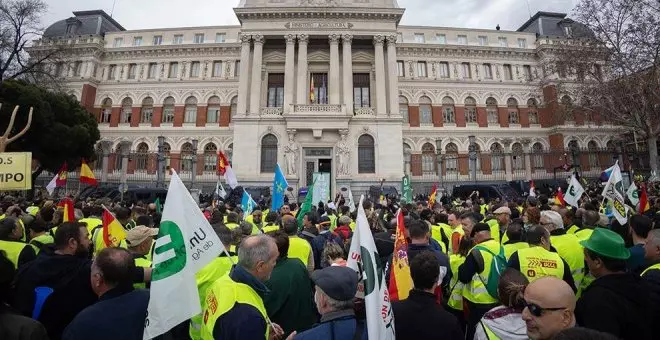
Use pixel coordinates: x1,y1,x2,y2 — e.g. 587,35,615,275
62,287,149,340
213,265,270,340
294,310,367,340
311,231,344,269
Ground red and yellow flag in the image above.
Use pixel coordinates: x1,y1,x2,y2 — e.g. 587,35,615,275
428,183,438,208
309,76,316,102
554,187,566,207
102,208,126,247
55,163,68,187
217,151,231,176
58,198,75,222
79,160,98,186
388,210,413,301
640,184,650,214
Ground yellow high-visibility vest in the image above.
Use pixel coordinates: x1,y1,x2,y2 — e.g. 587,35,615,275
447,254,465,311
641,263,660,277
190,256,236,340
133,256,151,289
288,236,311,266
225,222,240,231
0,239,30,269
79,217,102,234
503,242,529,260
201,275,269,340
462,239,501,305
566,225,580,234
550,233,585,289
517,246,565,283
479,320,502,340
261,223,280,234
486,219,501,244
29,233,54,254
575,228,594,242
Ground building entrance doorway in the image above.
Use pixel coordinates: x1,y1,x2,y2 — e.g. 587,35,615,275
303,148,333,195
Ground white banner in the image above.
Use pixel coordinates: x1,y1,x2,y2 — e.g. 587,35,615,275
564,175,585,208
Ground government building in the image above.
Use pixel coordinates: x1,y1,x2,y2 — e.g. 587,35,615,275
31,0,621,196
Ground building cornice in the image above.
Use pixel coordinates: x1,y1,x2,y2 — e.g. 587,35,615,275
234,7,404,23
396,45,537,61
103,44,242,60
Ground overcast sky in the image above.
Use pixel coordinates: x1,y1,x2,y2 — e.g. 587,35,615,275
42,0,579,32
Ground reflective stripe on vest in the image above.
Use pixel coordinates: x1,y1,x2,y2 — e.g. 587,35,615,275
463,239,501,304
201,275,269,340
641,263,660,277
503,242,529,260
190,257,237,340
288,236,311,266
517,246,565,283
225,223,239,231
448,254,465,311
550,234,585,288
0,239,29,269
480,321,501,340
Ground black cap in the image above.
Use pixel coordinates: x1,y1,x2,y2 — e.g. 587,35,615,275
471,222,491,238
311,266,358,301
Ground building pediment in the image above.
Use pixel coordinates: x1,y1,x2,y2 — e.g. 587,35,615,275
238,0,399,9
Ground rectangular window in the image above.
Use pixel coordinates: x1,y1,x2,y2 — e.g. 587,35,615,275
213,61,223,77
133,36,142,46
311,73,329,104
509,111,519,124
397,61,404,77
148,63,157,79
141,107,153,124
417,62,427,78
73,61,82,76
153,35,162,45
267,73,285,108
108,64,117,80
168,62,178,78
435,34,446,44
439,62,449,78
128,64,137,79
478,36,488,46
523,65,532,81
517,38,527,48
207,106,219,123
564,26,573,37
498,37,508,47
465,107,477,123
235,61,240,77
414,33,425,43
483,64,493,79
487,109,499,124
190,61,200,78
353,73,370,110
457,35,468,45
194,33,204,44
113,37,123,47
503,64,513,80
162,106,174,123
462,62,471,79
529,111,538,124
420,104,432,124
215,33,226,43
173,34,183,44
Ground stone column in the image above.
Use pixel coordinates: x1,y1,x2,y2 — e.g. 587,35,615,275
236,35,252,116
120,143,130,184
101,141,111,183
373,35,387,116
296,34,309,104
84,61,94,78
386,34,399,116
329,34,340,105
103,65,110,81
342,34,354,114
284,34,296,114
522,139,533,181
503,139,513,182
249,34,264,115
122,64,129,80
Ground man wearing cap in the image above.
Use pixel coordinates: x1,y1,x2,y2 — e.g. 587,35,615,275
491,206,511,244
293,266,366,340
540,210,585,294
125,225,158,289
576,228,652,339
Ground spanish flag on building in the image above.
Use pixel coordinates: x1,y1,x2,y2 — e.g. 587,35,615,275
388,210,413,301
79,160,97,186
309,76,316,103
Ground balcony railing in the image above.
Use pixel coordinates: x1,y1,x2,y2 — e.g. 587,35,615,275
261,107,283,116
292,104,344,114
354,107,375,116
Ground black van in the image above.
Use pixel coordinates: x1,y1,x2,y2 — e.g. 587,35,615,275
452,183,520,202
103,188,168,204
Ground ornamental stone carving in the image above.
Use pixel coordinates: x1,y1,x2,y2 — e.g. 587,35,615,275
336,130,350,177
329,34,340,44
373,35,385,45
386,34,397,45
341,34,353,44
240,35,252,44
299,0,339,6
252,34,265,44
297,34,309,44
285,34,296,44
284,131,299,176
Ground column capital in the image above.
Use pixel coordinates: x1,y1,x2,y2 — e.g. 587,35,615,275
240,34,252,44
342,34,353,44
386,34,398,45
329,34,340,44
285,34,297,44
252,34,265,45
297,34,309,44
373,35,385,45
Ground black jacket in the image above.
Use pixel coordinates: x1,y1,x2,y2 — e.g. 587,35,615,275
641,267,660,336
576,272,652,339
392,289,463,340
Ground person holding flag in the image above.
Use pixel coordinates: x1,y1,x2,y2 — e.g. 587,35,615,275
601,162,628,225
554,187,567,207
388,210,413,301
271,164,288,212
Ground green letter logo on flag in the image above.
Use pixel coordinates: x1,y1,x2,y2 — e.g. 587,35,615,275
152,221,187,281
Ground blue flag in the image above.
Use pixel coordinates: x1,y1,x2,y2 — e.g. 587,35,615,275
241,190,257,217
271,164,289,212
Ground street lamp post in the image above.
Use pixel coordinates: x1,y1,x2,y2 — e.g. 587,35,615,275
156,136,165,188
436,139,443,190
469,135,477,182
191,139,198,189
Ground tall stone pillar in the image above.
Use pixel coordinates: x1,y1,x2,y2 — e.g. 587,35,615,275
296,34,309,104
283,34,297,114
101,141,111,183
329,34,340,105
236,35,252,116
249,34,264,115
523,139,533,181
386,34,399,116
373,35,387,116
342,34,354,114
503,139,513,182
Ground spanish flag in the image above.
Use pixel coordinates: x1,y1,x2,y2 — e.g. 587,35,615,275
639,184,650,214
554,187,566,207
58,198,75,222
102,207,126,247
79,160,97,186
55,163,68,187
309,76,316,103
388,210,413,301
428,183,438,208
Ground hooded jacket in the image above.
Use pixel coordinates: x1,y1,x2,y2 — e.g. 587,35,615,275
474,306,527,340
576,272,652,339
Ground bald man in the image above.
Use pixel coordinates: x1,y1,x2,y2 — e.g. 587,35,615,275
522,277,576,340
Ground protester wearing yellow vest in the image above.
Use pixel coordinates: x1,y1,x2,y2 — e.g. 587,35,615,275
26,218,54,255
261,211,280,234
79,217,103,235
502,221,529,260
225,211,241,231
458,223,504,339
201,235,285,340
246,210,263,235
447,253,466,321
124,226,158,289
0,217,35,269
281,215,314,272
508,226,575,291
540,210,586,295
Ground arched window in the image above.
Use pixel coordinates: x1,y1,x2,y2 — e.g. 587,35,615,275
464,97,477,123
512,143,523,170
568,140,579,151
445,143,459,172
470,144,481,171
422,143,436,174
527,98,539,124
442,96,455,123
114,144,125,170
419,96,432,124
136,143,149,171
101,98,112,123
486,97,498,124
140,97,153,124
260,134,278,173
204,143,218,171
403,143,412,167
399,96,409,123
491,143,504,171
358,135,375,173
184,96,198,123
532,143,544,168
588,141,599,167
163,142,171,167
162,96,175,123
561,95,574,121
229,96,238,121
181,142,194,172
207,96,220,124
507,98,519,124
121,98,132,124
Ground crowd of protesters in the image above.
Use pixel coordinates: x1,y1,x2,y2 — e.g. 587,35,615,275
0,176,659,340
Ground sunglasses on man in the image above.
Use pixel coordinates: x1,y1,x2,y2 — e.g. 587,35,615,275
524,301,567,317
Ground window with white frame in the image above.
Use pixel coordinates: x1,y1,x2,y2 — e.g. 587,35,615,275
445,143,458,172
113,37,123,47
491,143,504,171
465,97,477,123
168,62,178,78
173,34,183,44
528,98,539,124
532,143,544,168
133,37,142,46
184,96,198,123
417,62,427,78
457,35,468,45
478,36,488,46
498,37,508,47
267,73,285,108
128,64,137,79
152,35,162,45
204,143,218,171
512,143,524,170
213,61,223,77
190,61,200,78
435,34,446,44
470,144,482,171
503,64,513,80
419,96,432,124
483,63,493,79
353,73,370,109
399,96,409,123
100,98,112,123
486,97,499,124
108,64,117,80
414,33,425,43
148,63,157,79
207,96,220,123
135,143,149,171
120,98,132,123
462,62,471,79
215,33,226,43
507,98,519,124
162,97,175,123
442,96,455,123
181,143,194,172
194,33,204,44
523,65,532,81
439,62,449,78
397,61,404,77
140,97,153,124
517,38,527,48
422,143,436,174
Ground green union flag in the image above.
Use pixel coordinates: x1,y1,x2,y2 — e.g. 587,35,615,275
297,181,315,230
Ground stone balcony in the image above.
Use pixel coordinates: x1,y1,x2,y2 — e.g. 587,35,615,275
260,107,283,116
291,104,345,115
284,104,350,130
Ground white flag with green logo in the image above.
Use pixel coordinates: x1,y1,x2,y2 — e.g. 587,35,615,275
347,196,395,340
601,162,628,225
626,182,639,207
144,171,224,339
564,175,585,208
